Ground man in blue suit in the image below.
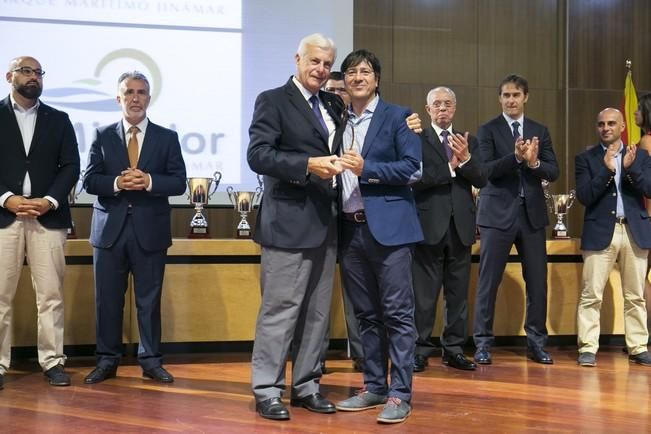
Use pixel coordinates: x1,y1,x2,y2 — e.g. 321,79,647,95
473,74,559,365
575,107,651,367
333,49,422,424
83,71,186,384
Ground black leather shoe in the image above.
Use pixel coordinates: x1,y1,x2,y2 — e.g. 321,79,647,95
413,354,428,372
352,357,364,372
474,348,492,365
84,366,117,384
442,352,476,371
528,347,554,364
257,397,290,420
44,365,71,386
290,392,336,413
0,373,4,390
143,366,174,383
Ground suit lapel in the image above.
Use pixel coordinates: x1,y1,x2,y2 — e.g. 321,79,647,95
496,116,516,154
137,122,157,169
114,122,131,169
1,97,27,157
28,104,50,157
285,80,330,149
362,98,386,158
426,126,448,162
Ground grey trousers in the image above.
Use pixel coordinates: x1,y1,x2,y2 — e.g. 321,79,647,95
251,225,337,402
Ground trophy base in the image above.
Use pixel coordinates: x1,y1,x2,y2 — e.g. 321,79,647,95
236,228,251,239
188,227,211,239
552,229,570,239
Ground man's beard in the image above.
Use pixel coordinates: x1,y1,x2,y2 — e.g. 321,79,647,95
16,82,42,99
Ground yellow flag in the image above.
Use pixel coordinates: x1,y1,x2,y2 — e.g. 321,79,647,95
623,69,640,146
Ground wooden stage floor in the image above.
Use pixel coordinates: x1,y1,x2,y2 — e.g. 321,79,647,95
1,347,650,433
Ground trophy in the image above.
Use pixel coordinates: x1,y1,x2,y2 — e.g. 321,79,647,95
542,180,575,239
186,171,222,238
471,186,480,240
226,176,263,238
67,171,84,239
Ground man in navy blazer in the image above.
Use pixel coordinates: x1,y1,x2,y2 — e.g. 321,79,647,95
473,74,559,365
83,71,186,384
247,33,344,420
575,108,651,367
0,56,79,389
333,49,422,424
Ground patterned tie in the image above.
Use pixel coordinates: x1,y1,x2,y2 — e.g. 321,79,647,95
127,125,140,168
440,130,452,161
512,121,520,141
309,95,328,134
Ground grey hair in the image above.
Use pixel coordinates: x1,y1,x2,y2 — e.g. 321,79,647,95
117,71,150,91
297,33,337,61
426,86,456,105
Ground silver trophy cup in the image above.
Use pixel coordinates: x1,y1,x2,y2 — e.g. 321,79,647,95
226,177,263,238
543,180,575,239
186,171,222,238
471,186,480,239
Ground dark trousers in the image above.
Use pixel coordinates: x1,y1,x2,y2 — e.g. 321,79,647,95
340,222,416,402
412,221,471,357
473,202,548,350
321,274,364,362
93,216,167,370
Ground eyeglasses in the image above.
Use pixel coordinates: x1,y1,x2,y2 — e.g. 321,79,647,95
325,86,346,93
12,67,45,77
344,68,374,77
429,100,454,109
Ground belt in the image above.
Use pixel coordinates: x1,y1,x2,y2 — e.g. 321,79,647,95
615,217,627,224
342,210,367,223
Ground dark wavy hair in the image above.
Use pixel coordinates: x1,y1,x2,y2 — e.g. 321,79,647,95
637,93,651,132
499,74,529,96
341,49,381,95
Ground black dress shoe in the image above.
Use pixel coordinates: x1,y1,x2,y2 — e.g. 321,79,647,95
290,392,336,413
442,352,476,371
257,397,290,420
44,365,71,386
84,366,117,384
143,366,174,383
527,347,554,364
474,348,492,365
413,354,428,372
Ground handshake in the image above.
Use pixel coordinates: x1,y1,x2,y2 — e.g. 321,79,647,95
308,150,364,179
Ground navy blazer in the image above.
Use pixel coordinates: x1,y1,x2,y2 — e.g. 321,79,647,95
575,144,651,251
477,115,559,230
247,78,343,249
352,98,424,247
412,126,486,246
0,96,79,229
84,120,187,252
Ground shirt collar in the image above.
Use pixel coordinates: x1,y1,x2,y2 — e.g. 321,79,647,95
502,112,524,127
431,122,453,138
10,93,39,113
347,94,379,119
600,141,624,154
122,117,149,136
292,75,318,102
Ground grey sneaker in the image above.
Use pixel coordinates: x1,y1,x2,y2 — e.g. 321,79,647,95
336,387,387,411
377,397,411,424
629,351,651,366
577,352,596,367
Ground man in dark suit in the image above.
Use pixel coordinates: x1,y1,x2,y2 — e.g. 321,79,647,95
575,108,651,367
412,86,486,372
247,33,344,420
0,56,79,389
473,74,559,365
83,71,186,384
333,49,422,425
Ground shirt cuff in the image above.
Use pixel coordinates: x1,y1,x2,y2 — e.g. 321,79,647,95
458,154,472,168
0,192,14,208
114,176,121,193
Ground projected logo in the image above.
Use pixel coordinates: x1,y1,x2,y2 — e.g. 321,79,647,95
42,48,162,112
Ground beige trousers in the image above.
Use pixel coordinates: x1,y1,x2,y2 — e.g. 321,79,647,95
578,222,649,355
0,218,67,374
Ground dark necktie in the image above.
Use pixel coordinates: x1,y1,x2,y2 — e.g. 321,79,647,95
309,95,328,134
512,121,520,141
127,125,140,168
440,130,452,161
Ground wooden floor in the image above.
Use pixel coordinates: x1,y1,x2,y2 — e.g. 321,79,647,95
1,347,650,433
